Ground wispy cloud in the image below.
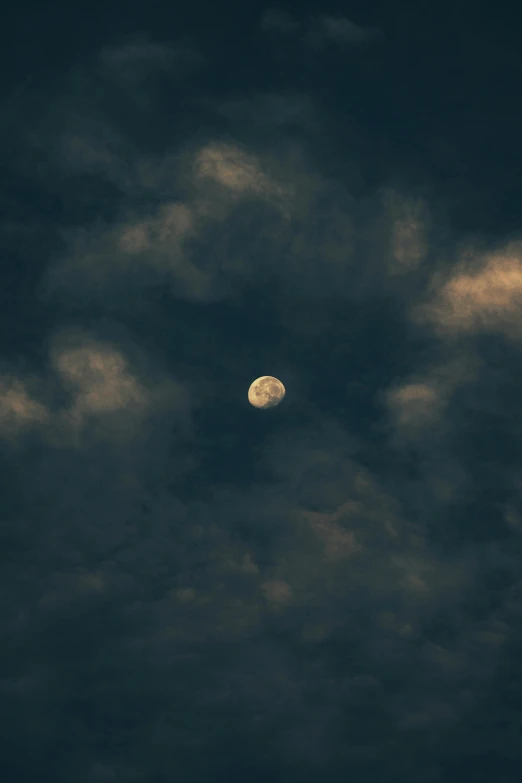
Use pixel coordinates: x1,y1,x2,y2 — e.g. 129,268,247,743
261,8,382,48
212,91,320,131
260,9,301,34
98,38,203,80
307,14,383,47
383,190,430,274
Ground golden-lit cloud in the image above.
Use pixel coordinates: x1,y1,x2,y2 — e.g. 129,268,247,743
386,382,442,430
47,331,191,445
44,140,293,308
414,242,522,338
384,353,480,444
0,377,48,440
52,341,146,416
0,330,191,449
194,141,289,201
117,202,195,256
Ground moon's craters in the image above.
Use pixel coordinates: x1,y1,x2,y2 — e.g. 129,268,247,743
248,376,285,409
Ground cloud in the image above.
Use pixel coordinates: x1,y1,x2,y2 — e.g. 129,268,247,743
194,141,288,198
47,144,430,331
0,377,48,441
260,9,301,34
58,116,133,186
261,579,294,607
46,39,203,194
307,14,382,47
302,507,362,561
52,339,146,414
212,92,320,132
43,140,294,309
414,242,522,338
383,352,481,443
98,38,203,82
387,381,441,427
383,190,429,274
0,326,192,453
48,334,150,447
42,68,433,320
261,9,382,48
94,37,205,114
43,199,214,307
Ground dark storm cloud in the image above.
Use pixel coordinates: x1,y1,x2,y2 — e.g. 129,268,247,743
2,4,522,782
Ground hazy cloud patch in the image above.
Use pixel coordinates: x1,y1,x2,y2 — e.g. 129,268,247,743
383,351,480,443
307,14,383,47
260,9,301,34
44,140,295,309
43,200,213,307
98,38,203,82
47,328,191,446
383,189,430,274
213,91,320,131
261,9,382,48
0,376,48,441
51,338,146,414
387,381,442,429
0,327,192,452
57,116,141,194
414,241,522,338
262,578,294,607
194,141,290,201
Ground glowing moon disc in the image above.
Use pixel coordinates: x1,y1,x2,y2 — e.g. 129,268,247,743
248,376,286,409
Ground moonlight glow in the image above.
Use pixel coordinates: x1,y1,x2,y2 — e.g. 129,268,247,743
248,376,286,409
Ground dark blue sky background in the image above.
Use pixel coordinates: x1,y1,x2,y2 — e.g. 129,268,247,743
2,2,522,781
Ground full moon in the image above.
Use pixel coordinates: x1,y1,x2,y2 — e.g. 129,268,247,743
248,376,286,409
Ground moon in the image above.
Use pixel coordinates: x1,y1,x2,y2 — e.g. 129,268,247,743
248,376,286,409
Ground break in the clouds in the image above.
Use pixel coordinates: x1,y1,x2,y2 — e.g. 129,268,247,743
2,5,522,782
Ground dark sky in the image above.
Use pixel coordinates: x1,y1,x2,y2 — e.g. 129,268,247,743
2,1,522,781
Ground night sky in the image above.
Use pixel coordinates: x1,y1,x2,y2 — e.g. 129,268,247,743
2,2,522,781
